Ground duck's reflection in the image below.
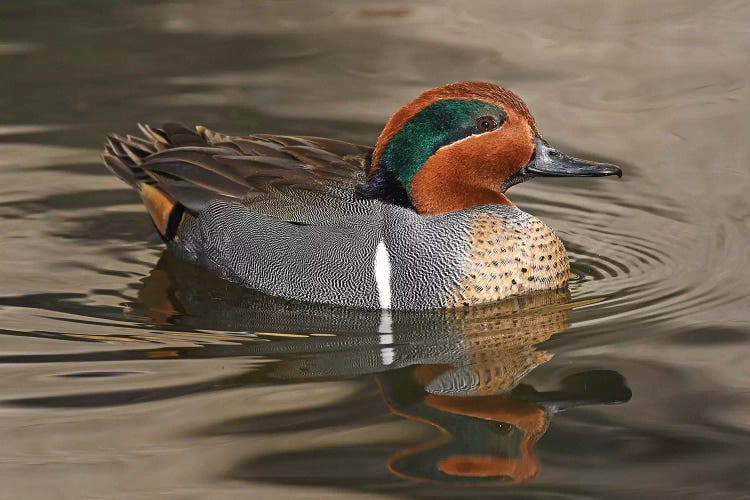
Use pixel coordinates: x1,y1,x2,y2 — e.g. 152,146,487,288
131,251,631,486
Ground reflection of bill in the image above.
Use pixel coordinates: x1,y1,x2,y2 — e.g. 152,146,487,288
132,251,631,486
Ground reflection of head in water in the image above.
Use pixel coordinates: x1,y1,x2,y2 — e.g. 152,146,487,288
381,366,630,485
381,366,548,485
133,251,630,486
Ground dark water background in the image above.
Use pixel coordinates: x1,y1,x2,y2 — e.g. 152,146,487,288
1,1,749,498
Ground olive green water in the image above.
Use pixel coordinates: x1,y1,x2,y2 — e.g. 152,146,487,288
1,1,750,498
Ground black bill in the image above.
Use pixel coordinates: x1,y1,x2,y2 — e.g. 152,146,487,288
524,136,623,178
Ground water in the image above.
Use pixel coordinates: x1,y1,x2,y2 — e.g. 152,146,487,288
1,1,749,498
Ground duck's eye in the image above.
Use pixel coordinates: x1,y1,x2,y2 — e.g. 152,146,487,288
476,116,498,132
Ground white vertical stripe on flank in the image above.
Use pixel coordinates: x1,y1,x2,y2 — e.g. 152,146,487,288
380,347,395,366
378,310,392,334
374,239,392,309
379,334,393,345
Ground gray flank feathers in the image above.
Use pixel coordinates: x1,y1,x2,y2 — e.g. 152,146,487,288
172,197,512,310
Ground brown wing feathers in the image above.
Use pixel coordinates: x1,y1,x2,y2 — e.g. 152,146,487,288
102,123,372,239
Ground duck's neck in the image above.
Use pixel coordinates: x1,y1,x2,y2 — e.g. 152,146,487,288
358,165,515,215
411,182,515,215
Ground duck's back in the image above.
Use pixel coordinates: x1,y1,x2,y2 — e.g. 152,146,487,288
103,122,372,212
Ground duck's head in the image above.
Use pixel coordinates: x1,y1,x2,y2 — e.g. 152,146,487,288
359,81,622,215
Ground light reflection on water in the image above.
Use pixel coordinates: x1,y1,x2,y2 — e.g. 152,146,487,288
0,0,749,498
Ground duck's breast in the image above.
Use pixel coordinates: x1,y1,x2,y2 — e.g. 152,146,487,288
385,205,569,308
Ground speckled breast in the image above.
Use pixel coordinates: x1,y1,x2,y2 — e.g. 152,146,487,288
446,212,569,307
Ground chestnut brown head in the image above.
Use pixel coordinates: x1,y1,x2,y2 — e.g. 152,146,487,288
359,82,621,215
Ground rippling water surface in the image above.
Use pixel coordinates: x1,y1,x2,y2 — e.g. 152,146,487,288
1,1,750,498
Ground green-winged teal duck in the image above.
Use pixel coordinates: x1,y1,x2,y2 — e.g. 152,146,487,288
103,81,621,310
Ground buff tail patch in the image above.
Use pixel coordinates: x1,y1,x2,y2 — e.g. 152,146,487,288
139,183,184,241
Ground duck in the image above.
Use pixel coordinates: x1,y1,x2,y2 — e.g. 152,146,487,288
103,81,621,310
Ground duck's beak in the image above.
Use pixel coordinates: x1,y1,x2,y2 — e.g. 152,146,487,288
523,136,622,179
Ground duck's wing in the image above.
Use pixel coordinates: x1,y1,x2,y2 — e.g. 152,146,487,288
103,123,373,218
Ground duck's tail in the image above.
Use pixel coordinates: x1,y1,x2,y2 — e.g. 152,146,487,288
102,124,185,241
102,123,166,186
